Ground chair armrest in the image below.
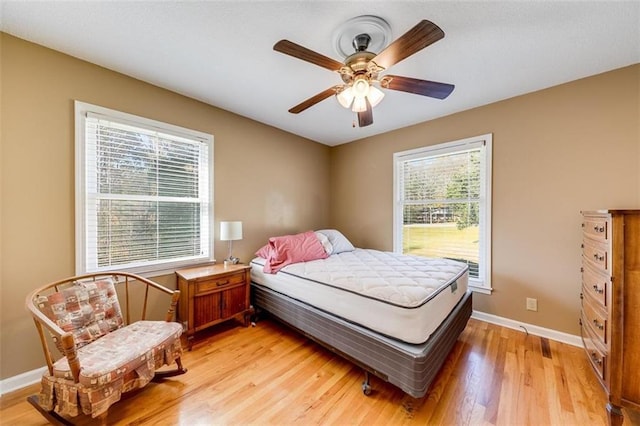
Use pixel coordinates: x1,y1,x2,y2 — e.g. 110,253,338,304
166,290,180,322
60,332,80,383
25,288,67,338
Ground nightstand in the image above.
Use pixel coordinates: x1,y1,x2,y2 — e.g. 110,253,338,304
176,263,253,350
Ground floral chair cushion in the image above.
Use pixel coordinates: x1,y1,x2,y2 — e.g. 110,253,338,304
39,320,183,418
52,320,182,386
35,278,123,353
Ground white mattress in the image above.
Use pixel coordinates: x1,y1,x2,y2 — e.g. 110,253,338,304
250,248,468,344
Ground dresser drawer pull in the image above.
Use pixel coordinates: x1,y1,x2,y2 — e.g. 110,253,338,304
593,225,605,233
216,280,230,286
593,253,605,261
591,352,603,365
592,284,604,294
592,319,604,330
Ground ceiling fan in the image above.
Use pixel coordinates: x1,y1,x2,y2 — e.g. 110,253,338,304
273,19,454,128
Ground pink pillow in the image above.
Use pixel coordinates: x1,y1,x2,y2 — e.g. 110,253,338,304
262,231,328,274
255,244,271,259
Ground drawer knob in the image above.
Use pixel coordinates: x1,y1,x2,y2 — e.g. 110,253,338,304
593,253,605,261
591,352,603,365
592,319,604,330
217,280,230,286
594,226,605,232
592,284,604,294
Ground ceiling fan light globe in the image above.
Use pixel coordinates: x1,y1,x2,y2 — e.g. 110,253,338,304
336,87,355,109
352,96,367,113
367,85,385,107
352,77,370,98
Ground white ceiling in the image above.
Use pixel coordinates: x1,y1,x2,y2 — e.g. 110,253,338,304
1,1,639,146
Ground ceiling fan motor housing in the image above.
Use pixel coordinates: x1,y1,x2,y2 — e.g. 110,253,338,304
353,33,371,52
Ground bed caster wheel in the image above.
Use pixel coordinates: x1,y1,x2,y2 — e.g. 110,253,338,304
362,371,372,395
362,382,372,396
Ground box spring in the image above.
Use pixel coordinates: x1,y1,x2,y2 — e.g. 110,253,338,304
251,283,472,398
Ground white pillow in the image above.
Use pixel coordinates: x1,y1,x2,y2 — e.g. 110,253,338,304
314,231,334,255
315,229,355,254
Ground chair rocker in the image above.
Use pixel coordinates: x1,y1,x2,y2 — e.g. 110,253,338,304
25,272,187,424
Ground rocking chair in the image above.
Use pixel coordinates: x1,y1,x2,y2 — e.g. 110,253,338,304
25,272,187,424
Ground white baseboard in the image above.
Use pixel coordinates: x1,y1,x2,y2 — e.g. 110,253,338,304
0,366,46,397
472,310,583,348
0,312,582,396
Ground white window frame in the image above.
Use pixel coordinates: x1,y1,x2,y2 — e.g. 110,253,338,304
393,134,492,294
75,101,214,276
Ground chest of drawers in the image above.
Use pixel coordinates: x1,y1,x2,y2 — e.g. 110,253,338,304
580,210,640,425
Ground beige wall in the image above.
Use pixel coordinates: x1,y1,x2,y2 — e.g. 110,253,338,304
1,30,638,382
0,34,331,379
330,64,640,335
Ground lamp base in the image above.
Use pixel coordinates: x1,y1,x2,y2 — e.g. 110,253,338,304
224,256,240,267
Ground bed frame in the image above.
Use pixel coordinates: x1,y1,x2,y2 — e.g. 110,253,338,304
251,283,472,397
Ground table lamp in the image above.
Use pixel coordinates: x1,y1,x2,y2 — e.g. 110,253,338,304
220,221,242,265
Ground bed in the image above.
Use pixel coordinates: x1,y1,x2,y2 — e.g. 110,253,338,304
250,230,472,397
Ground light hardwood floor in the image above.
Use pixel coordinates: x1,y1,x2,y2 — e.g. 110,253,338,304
0,317,624,425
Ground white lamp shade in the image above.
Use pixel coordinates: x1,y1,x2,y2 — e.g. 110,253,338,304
367,85,385,107
220,221,243,241
352,77,369,98
336,87,354,109
351,96,367,113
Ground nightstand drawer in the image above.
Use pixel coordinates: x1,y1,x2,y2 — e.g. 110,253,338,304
196,271,246,294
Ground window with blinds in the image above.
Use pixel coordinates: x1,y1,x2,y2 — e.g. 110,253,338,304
75,101,214,275
393,134,492,292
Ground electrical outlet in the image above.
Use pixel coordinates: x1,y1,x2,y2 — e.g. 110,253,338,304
526,298,538,312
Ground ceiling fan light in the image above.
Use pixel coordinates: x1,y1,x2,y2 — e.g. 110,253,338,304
367,85,385,107
352,96,367,113
352,77,370,98
336,87,354,109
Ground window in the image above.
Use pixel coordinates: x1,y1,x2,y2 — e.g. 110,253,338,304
393,134,492,293
75,101,214,275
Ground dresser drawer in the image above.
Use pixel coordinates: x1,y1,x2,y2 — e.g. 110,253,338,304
582,238,609,272
581,296,607,344
582,263,608,308
582,216,609,242
582,318,607,381
196,271,246,294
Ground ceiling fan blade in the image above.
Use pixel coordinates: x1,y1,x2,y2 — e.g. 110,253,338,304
382,75,454,99
274,40,344,72
288,86,340,114
357,98,373,127
371,20,444,70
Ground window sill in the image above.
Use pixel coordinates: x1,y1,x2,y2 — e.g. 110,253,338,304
469,284,492,295
81,259,216,280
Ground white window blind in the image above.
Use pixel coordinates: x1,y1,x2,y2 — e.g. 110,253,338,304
393,134,492,292
75,102,214,275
